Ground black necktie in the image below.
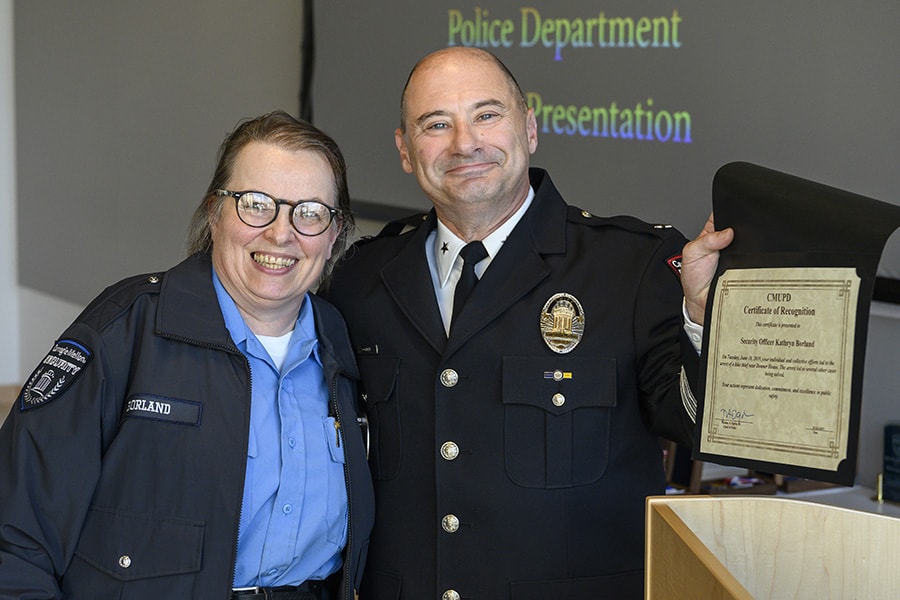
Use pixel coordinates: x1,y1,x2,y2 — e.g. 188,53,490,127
451,241,488,327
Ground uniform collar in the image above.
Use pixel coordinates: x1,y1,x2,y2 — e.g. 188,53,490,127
155,252,357,379
211,268,320,370
433,186,535,288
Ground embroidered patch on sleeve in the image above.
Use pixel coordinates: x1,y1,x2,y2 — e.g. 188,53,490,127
21,339,92,411
666,254,683,279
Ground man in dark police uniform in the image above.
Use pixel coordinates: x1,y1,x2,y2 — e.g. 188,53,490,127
322,47,732,599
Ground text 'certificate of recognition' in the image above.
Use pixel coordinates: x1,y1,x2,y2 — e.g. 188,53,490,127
701,267,859,472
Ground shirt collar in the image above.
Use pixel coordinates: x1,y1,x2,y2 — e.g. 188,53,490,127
211,268,319,367
433,186,535,287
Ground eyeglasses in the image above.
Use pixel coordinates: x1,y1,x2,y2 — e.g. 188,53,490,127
213,190,341,237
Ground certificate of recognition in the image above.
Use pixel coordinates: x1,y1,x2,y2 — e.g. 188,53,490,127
701,267,859,472
693,162,900,485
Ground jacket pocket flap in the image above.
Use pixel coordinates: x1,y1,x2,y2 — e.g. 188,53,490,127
502,356,616,415
357,355,400,407
74,506,204,581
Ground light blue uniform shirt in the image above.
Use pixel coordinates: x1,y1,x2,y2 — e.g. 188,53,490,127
212,270,348,587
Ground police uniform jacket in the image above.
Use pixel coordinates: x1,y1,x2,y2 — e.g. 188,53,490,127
322,168,700,600
0,251,374,600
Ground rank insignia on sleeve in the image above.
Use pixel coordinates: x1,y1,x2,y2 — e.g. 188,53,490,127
21,339,92,411
540,293,585,354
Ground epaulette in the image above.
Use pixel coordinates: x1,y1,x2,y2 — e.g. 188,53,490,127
104,272,166,302
566,206,681,239
354,212,429,246
77,271,166,329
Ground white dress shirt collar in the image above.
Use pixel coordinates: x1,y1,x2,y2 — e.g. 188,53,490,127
432,186,536,288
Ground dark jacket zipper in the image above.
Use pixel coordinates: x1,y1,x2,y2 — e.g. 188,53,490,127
330,370,354,600
157,331,251,600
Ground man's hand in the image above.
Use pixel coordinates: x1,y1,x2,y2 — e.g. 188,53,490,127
682,213,734,325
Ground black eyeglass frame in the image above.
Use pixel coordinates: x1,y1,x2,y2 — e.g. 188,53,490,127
213,189,342,237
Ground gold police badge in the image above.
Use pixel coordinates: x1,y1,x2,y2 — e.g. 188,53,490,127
540,293,585,354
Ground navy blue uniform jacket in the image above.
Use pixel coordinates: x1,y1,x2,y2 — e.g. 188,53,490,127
0,252,374,599
322,169,699,600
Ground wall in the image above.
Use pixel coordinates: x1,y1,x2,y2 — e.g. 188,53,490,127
15,1,306,309
0,0,18,386
9,1,306,384
858,305,900,487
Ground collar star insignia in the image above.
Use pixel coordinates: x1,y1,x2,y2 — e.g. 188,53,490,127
441,242,449,254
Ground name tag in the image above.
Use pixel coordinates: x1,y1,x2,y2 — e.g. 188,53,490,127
123,394,202,426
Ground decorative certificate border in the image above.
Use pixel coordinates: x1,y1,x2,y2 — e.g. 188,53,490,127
701,267,859,472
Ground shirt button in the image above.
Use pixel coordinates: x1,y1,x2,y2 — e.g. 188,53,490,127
442,590,461,600
282,504,293,515
288,437,296,448
440,369,459,387
118,555,132,569
441,514,460,533
552,393,566,407
440,441,460,461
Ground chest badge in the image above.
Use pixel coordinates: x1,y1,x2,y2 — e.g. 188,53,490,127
540,293,585,354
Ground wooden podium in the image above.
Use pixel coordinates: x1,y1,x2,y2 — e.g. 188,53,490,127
646,495,900,599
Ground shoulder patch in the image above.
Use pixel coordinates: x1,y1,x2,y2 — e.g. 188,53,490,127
21,339,92,411
667,254,683,279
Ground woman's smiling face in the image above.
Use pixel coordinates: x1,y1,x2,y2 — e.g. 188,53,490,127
210,141,339,331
